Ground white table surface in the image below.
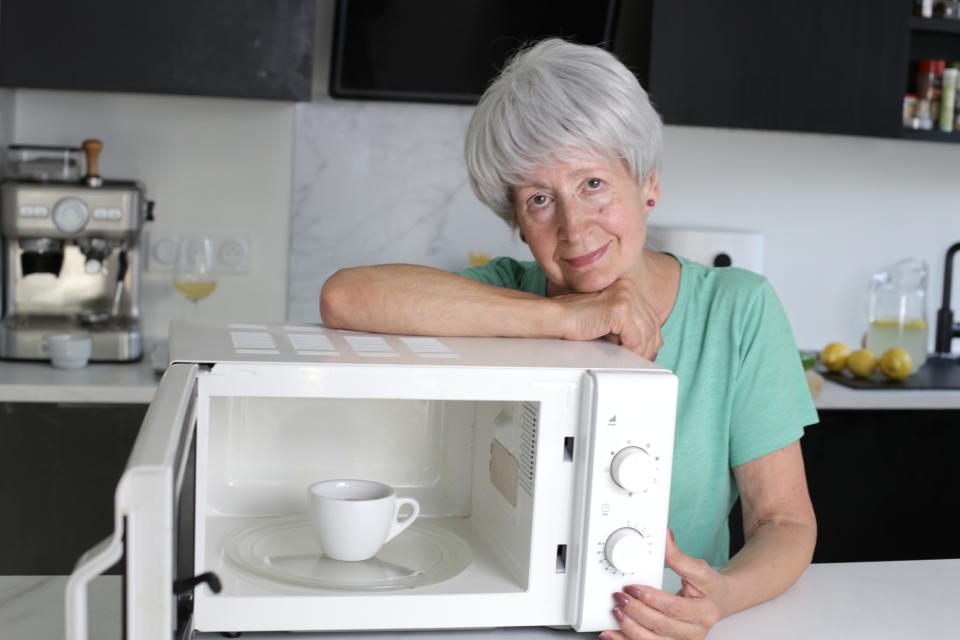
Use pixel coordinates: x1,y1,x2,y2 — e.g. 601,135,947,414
4,560,957,640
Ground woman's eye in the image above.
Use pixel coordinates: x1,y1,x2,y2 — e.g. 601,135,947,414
528,194,549,208
585,178,604,191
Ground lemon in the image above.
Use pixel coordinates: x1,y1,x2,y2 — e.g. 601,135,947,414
879,347,913,380
820,342,851,373
846,349,878,378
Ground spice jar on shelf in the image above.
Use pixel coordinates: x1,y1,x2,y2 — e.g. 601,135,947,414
904,93,919,129
917,59,946,128
916,98,934,130
941,68,959,131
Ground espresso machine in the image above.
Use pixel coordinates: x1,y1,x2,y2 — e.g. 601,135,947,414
0,140,152,361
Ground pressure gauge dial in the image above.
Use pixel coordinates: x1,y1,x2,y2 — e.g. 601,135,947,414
604,527,646,573
610,446,654,493
53,198,90,234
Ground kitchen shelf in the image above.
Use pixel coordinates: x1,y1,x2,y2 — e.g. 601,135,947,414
910,16,960,34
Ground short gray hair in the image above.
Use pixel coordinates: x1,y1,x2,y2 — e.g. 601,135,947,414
465,38,663,227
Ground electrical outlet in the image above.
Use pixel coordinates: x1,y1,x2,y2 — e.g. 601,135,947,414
146,231,250,273
214,236,249,273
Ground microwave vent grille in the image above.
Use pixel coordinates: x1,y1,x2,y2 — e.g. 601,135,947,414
519,401,538,496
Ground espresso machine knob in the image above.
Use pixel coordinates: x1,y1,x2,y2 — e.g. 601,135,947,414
53,197,90,234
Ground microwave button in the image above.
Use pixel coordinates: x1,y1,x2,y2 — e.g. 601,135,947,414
610,446,654,493
604,527,646,573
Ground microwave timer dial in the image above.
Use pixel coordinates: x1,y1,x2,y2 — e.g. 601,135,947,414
604,527,648,573
610,446,656,493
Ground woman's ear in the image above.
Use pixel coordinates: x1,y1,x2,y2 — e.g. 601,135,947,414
644,169,661,205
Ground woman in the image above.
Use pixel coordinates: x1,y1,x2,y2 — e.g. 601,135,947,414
320,39,817,640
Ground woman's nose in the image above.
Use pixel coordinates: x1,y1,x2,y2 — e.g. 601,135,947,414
557,198,591,242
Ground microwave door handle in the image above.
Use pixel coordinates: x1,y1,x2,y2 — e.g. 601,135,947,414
65,514,125,640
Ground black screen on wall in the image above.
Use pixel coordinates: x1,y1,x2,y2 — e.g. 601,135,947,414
330,0,620,104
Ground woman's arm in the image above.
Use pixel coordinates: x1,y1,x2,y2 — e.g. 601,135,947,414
320,264,664,359
718,439,817,614
320,264,551,337
603,441,816,640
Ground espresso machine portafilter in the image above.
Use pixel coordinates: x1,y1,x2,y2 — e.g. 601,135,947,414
0,139,154,361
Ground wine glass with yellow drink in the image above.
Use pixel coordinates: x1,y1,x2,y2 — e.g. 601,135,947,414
173,236,217,319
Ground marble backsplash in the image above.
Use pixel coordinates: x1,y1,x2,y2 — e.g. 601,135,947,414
288,97,531,322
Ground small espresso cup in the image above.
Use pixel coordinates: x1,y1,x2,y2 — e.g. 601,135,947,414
307,479,420,562
43,333,92,369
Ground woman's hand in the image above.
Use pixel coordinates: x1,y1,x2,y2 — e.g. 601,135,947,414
600,530,731,640
554,277,663,360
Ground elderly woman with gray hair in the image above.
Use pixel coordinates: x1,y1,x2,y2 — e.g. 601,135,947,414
321,39,817,640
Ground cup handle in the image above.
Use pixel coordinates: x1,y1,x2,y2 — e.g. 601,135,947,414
384,497,420,543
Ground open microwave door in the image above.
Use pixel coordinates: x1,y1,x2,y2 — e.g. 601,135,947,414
66,363,200,640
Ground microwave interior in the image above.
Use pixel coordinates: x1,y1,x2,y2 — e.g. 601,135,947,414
195,394,558,600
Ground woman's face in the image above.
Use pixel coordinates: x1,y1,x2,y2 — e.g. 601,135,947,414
513,156,658,293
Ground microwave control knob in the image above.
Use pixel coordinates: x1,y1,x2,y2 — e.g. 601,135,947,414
604,527,646,573
610,446,654,493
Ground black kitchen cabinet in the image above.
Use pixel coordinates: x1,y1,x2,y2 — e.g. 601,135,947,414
0,0,315,101
0,402,146,574
730,409,960,563
616,1,913,139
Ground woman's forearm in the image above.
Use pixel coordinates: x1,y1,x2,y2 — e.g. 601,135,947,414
319,264,560,337
716,517,817,618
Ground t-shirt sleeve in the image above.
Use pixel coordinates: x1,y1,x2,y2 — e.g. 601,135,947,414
456,256,526,288
729,280,819,467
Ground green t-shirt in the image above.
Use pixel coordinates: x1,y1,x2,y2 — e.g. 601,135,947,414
458,254,819,567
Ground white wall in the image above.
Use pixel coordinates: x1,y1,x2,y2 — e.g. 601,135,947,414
659,126,960,350
13,89,295,340
9,86,957,354
287,100,960,352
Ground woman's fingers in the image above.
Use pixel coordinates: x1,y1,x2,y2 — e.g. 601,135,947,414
615,590,704,638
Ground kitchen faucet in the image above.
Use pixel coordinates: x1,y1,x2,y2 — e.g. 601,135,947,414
934,241,960,355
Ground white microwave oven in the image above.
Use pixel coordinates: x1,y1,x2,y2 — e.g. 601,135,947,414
66,321,678,639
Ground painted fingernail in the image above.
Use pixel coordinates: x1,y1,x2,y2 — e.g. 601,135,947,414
624,585,643,599
612,607,625,622
613,592,630,607
598,632,613,640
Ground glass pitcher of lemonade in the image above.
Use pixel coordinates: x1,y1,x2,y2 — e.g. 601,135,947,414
866,258,929,369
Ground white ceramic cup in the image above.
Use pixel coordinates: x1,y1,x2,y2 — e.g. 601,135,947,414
43,333,92,369
307,479,420,562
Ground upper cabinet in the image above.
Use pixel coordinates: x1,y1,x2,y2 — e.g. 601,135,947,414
617,0,913,139
0,0,315,101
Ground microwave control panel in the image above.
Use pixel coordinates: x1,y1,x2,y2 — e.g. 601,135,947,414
569,370,678,632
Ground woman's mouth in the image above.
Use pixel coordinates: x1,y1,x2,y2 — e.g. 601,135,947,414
562,243,609,269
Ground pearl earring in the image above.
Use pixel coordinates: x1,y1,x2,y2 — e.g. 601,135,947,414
647,199,656,207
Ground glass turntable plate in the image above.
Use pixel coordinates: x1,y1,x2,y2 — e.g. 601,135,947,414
223,517,473,590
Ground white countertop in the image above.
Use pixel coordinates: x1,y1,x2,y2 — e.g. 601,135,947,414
1,347,959,409
3,560,958,640
0,356,158,403
813,376,960,409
